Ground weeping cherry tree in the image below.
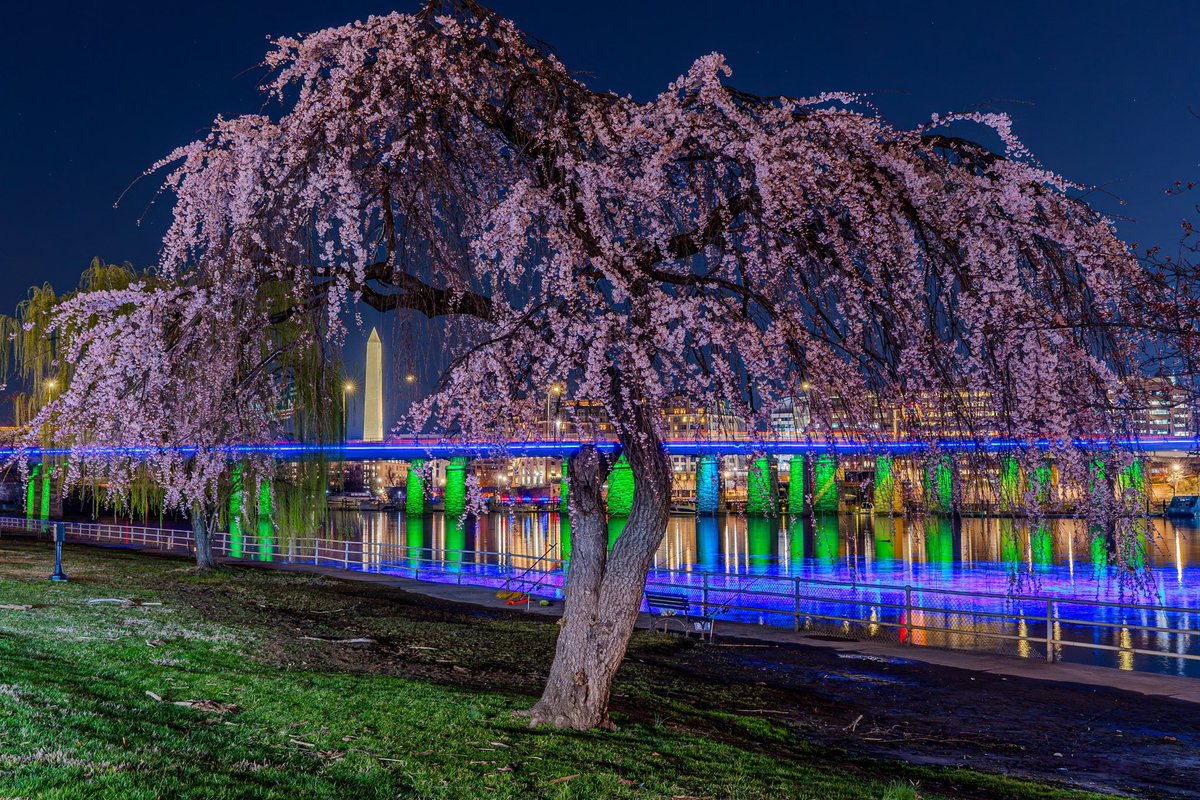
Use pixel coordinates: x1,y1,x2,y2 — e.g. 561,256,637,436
17,1,1156,728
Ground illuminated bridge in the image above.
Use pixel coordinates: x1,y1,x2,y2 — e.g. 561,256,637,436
5,435,1200,462
9,436,1197,519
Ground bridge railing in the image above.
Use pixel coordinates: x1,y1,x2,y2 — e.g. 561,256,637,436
1,515,1196,675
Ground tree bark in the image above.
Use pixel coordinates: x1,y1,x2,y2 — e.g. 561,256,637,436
524,395,673,730
191,503,219,571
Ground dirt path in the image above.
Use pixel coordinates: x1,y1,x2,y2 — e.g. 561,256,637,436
172,565,1199,799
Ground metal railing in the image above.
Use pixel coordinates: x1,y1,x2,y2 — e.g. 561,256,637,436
2,515,1197,674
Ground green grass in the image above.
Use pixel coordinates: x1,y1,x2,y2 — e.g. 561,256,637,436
0,540,1111,799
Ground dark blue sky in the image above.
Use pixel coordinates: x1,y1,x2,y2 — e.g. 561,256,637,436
2,0,1197,318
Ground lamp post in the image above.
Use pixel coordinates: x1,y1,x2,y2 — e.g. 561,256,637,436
49,522,67,582
342,381,355,442
545,383,564,438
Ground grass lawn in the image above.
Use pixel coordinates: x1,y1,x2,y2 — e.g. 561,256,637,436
0,539,1115,799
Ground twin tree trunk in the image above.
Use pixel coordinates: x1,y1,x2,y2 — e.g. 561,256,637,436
524,417,672,729
190,502,219,571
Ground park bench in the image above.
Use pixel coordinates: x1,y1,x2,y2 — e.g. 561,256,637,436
644,591,715,642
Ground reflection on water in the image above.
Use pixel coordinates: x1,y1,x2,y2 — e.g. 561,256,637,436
332,510,1200,607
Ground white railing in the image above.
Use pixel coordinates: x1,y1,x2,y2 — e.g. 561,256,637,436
2,515,1197,674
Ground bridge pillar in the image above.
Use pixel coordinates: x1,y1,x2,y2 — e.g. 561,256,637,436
786,455,805,515
38,464,54,520
695,454,720,515
1029,461,1052,506
558,514,571,563
872,455,901,514
405,459,426,516
812,454,838,512
558,459,569,513
606,455,634,516
746,456,776,517
229,463,245,558
999,456,1021,512
444,456,468,519
1031,523,1052,570
924,457,953,515
256,479,274,562
25,465,38,520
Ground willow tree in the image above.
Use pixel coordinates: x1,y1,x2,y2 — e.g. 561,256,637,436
23,1,1148,728
4,259,342,569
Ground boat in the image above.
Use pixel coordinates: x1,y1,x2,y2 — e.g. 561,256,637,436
1165,495,1200,517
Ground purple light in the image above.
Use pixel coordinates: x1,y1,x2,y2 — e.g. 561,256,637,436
2,435,1197,462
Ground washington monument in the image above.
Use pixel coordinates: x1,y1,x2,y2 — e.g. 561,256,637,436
364,327,384,442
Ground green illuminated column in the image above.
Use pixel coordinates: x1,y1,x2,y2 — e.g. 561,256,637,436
558,514,571,564
786,455,805,515
747,517,774,570
229,464,245,559
746,456,776,517
1118,459,1145,493
926,517,954,575
872,456,899,514
999,519,1020,567
1090,526,1109,576
25,465,39,520
813,455,838,512
1030,462,1051,504
788,516,806,572
999,456,1021,512
445,516,466,572
814,514,839,564
256,480,274,562
405,515,424,568
607,516,627,549
405,459,426,517
1031,523,1052,570
696,455,720,515
1087,458,1107,493
39,465,54,520
606,455,635,516
444,457,468,519
558,459,569,513
924,458,953,515
873,516,896,561
696,515,719,571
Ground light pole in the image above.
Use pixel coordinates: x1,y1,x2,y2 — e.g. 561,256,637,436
49,522,67,582
545,383,563,439
342,381,355,442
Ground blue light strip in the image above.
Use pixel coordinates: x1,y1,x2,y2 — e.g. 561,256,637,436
2,435,1198,463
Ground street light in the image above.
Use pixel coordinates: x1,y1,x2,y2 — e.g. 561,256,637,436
342,381,355,442
49,522,67,582
546,383,564,438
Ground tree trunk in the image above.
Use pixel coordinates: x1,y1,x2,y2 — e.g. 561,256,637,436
525,396,672,729
191,502,219,570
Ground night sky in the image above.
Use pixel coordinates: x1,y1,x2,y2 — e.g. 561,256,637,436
2,1,1197,382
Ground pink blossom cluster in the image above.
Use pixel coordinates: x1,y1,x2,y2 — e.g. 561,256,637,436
26,3,1148,537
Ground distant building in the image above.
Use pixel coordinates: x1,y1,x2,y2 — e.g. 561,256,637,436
1128,377,1196,439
